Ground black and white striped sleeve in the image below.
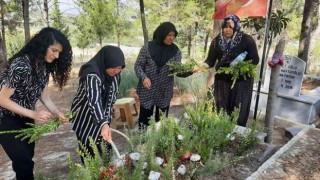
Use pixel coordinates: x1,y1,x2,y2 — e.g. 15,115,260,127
85,74,108,128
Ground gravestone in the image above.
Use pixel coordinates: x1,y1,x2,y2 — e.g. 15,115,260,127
252,55,320,124
263,55,306,96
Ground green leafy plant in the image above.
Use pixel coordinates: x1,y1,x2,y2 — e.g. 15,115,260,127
168,59,209,76
184,99,238,161
0,112,74,143
235,118,259,155
216,60,258,89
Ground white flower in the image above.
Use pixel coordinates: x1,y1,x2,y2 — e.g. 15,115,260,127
143,162,148,169
177,134,184,141
114,158,125,167
183,112,190,120
155,121,161,131
226,133,235,141
174,118,180,124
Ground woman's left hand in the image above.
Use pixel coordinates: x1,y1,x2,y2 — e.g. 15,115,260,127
101,124,112,143
57,112,69,122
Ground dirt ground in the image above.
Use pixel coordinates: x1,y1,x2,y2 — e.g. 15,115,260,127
0,77,320,180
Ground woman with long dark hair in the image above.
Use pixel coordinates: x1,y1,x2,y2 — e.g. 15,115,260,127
0,27,73,180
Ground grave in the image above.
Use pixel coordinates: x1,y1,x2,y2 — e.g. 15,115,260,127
251,55,320,124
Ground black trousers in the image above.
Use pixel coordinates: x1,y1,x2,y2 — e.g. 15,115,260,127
138,105,169,127
0,114,35,180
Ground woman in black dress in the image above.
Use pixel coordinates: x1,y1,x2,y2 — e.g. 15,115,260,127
204,14,259,127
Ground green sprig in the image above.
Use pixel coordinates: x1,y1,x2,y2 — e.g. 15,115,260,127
0,112,75,144
216,60,258,89
168,59,209,76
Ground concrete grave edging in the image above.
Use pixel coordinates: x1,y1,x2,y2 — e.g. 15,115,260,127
246,125,312,180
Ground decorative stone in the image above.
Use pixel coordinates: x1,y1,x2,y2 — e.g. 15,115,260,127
177,134,184,141
129,152,141,161
177,165,186,175
190,154,201,162
155,157,164,165
148,171,161,180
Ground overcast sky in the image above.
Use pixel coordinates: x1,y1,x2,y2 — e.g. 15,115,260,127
56,0,79,15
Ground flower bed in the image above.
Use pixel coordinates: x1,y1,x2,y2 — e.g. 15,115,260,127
68,99,260,179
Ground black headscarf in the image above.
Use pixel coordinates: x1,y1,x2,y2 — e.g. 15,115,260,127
79,45,125,85
148,22,179,69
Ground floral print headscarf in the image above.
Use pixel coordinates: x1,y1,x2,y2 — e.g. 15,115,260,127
219,14,243,53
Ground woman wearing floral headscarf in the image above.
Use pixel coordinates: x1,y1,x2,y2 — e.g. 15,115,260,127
204,14,259,127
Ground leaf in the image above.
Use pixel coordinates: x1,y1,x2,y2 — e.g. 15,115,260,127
216,60,258,89
0,113,74,144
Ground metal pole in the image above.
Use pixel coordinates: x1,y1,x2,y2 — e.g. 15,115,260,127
253,0,273,120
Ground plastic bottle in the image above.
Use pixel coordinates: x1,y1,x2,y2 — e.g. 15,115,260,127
230,51,248,66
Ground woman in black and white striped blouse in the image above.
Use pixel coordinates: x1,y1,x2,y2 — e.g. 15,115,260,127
70,45,125,161
0,27,72,180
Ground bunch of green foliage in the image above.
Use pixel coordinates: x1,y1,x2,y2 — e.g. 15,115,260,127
0,113,74,144
143,117,181,178
168,59,209,76
68,138,107,180
183,100,238,161
235,118,259,155
216,60,258,89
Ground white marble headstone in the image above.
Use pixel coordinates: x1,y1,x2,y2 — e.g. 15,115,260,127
263,55,306,96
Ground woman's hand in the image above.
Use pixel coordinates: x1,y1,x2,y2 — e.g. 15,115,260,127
143,78,151,89
192,63,209,73
56,112,69,122
101,124,112,143
32,110,53,123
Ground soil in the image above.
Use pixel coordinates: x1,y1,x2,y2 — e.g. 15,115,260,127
0,77,320,180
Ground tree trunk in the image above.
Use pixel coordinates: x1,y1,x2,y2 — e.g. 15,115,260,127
264,34,286,144
203,31,209,58
22,0,30,42
298,0,319,73
116,0,120,47
139,0,148,45
206,13,221,89
192,22,198,58
0,0,7,62
308,2,320,73
0,33,6,74
44,0,49,27
187,28,192,57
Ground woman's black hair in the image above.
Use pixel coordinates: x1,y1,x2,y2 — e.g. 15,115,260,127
8,27,73,89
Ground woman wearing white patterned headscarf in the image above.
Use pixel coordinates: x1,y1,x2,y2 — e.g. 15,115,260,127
204,14,260,127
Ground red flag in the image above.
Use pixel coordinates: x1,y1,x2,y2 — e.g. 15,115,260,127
213,0,268,20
